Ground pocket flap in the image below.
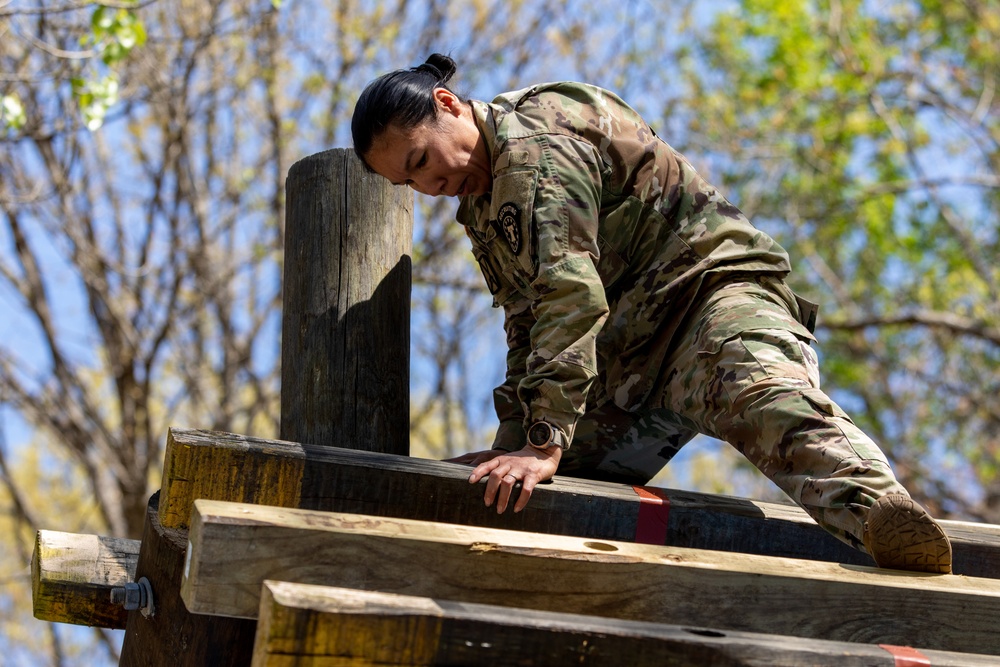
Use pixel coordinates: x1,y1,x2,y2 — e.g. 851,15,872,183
491,168,538,275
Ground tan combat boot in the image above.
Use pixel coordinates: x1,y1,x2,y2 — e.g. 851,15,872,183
863,494,952,574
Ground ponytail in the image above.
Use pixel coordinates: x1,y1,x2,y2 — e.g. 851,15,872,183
352,53,461,166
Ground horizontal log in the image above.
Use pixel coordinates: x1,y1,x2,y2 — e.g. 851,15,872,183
31,530,140,629
184,500,1000,656
159,428,1000,577
252,581,1000,667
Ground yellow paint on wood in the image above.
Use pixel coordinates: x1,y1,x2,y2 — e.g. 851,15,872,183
31,530,139,629
253,581,443,667
159,428,306,529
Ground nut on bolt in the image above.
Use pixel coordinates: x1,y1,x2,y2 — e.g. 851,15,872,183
110,576,155,618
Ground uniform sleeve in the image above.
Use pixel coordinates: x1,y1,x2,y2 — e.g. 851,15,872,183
490,295,532,451
515,133,609,446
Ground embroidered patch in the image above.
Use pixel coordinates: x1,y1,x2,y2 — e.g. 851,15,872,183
497,202,522,255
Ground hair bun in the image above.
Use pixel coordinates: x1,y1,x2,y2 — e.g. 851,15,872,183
414,53,457,84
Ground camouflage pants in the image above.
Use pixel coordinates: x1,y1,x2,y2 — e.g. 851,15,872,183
559,275,908,550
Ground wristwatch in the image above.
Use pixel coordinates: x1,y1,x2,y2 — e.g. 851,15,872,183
527,421,569,451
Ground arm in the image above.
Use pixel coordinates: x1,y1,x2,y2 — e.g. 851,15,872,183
468,133,609,512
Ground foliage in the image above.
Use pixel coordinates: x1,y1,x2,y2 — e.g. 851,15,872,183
0,0,686,663
1,0,998,663
1,1,146,132
680,0,1000,518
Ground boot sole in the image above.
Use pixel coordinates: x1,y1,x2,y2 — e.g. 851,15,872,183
864,495,952,574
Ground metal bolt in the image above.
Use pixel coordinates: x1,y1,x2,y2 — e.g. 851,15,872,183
110,577,155,618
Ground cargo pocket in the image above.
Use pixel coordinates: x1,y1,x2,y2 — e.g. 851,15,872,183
709,328,816,406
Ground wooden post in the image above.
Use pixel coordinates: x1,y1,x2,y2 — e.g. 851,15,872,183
280,148,412,454
119,493,257,666
117,151,411,665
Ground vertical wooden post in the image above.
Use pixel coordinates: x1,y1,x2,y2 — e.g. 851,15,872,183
119,493,257,666
119,149,412,665
280,148,412,455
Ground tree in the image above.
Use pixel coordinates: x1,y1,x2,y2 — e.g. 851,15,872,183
677,0,1000,519
10,0,994,663
0,1,686,663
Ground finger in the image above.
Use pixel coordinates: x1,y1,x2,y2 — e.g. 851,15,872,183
514,473,537,513
496,472,518,514
483,465,511,507
469,457,501,484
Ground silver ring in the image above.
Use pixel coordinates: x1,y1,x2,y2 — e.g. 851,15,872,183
504,474,516,482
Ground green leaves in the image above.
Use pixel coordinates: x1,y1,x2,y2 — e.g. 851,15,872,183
89,6,148,66
66,5,147,130
71,74,121,131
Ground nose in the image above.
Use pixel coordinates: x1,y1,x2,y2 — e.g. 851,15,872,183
411,174,447,197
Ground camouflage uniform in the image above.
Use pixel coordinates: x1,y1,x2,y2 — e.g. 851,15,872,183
457,82,907,550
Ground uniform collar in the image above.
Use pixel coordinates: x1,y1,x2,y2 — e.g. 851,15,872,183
457,99,505,229
470,98,501,165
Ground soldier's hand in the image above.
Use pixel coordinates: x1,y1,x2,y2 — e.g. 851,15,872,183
444,449,507,466
468,446,562,514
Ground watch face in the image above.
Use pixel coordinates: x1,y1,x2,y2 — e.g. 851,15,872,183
528,422,551,446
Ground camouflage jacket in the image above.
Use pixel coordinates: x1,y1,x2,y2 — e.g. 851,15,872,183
456,82,793,451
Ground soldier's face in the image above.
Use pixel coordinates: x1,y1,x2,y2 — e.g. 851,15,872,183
365,88,492,198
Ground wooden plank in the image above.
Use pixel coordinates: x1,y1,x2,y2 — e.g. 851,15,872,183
184,500,1000,656
31,530,140,629
252,581,1000,667
118,492,256,666
281,147,412,454
159,428,1000,579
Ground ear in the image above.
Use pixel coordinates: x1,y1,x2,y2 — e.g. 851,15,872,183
433,87,463,117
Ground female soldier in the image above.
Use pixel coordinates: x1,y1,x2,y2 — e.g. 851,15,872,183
351,53,952,573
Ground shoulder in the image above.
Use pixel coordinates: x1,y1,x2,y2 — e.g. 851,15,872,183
492,82,639,139
491,81,626,112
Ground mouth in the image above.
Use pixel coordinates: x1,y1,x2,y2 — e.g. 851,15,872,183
456,176,469,197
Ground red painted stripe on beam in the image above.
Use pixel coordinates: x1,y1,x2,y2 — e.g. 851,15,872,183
632,486,670,545
879,644,931,666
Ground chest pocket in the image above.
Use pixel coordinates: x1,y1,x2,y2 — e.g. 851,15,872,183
470,224,537,307
482,166,541,303
472,244,516,307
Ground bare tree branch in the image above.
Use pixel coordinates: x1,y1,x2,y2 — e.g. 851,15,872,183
822,311,1000,346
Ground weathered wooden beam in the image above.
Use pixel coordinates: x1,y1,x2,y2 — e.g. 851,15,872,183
31,530,140,629
281,147,412,454
118,493,256,666
184,500,1000,656
159,427,1000,578
252,581,1000,667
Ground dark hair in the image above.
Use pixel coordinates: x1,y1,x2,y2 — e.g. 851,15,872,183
352,53,460,167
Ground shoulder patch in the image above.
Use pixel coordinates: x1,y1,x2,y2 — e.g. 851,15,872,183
497,202,522,254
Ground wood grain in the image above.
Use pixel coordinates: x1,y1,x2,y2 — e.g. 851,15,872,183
280,148,412,453
251,581,1000,667
31,530,139,629
118,493,256,666
158,428,1000,579
184,500,1000,656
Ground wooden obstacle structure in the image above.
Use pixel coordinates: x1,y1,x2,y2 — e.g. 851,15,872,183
30,150,1000,665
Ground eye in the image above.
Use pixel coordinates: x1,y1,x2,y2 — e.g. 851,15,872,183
415,153,427,169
